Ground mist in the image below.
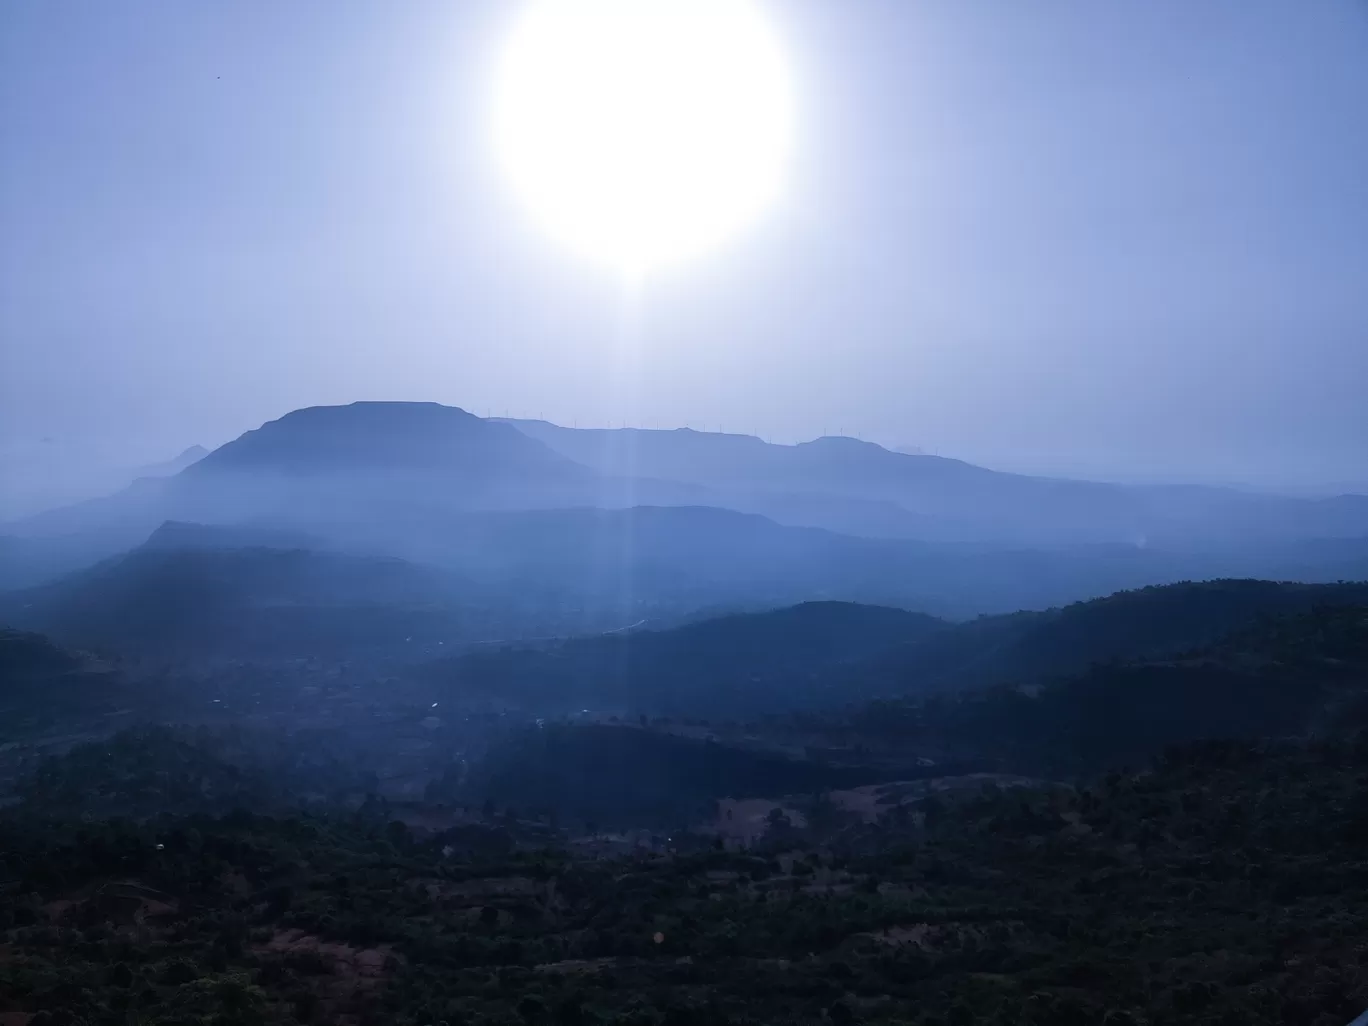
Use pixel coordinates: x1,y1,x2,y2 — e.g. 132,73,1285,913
3,5,1368,1024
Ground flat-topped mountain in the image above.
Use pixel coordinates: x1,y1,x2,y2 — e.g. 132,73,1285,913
193,402,586,479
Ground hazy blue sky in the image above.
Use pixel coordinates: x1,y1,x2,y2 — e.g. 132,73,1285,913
2,0,1365,493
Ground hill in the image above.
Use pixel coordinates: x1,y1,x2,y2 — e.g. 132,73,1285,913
835,577,1368,695
5,601,1368,1025
0,626,80,679
421,601,944,715
450,598,1368,828
417,579,1368,718
1,529,510,658
441,721,928,828
371,505,1368,620
3,737,1367,1025
0,403,604,586
7,506,1259,659
190,401,585,483
828,602,1368,777
0,628,152,744
505,418,1368,547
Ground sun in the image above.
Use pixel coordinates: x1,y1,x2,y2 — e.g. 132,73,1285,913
491,0,795,274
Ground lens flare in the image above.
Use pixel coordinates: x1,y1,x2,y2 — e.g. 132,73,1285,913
491,0,795,273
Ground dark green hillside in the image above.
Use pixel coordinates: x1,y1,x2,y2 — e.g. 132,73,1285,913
4,602,1368,1023
0,627,145,741
3,739,1366,1025
838,577,1368,695
423,601,943,715
10,725,378,819
438,721,935,829
0,626,80,678
418,579,1368,718
829,603,1368,777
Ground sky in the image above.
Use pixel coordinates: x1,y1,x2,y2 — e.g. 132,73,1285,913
1,0,1366,506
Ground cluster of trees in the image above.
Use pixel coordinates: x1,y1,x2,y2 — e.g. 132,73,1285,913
13,726,382,820
3,737,1367,1024
431,722,937,829
3,593,1368,1022
422,601,940,717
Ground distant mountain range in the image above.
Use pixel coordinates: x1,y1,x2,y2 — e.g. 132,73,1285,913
501,417,1368,546
1,402,1364,625
0,442,208,522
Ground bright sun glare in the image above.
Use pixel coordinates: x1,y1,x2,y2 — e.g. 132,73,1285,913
492,0,794,274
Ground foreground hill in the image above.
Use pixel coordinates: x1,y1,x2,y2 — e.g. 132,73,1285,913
189,401,585,483
3,737,1365,1025
419,598,1368,831
4,601,1368,1024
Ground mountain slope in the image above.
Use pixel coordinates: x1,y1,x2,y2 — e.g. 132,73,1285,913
838,602,1368,776
5,403,1363,609
0,403,604,585
505,419,1368,546
836,577,1368,695
418,579,1368,718
360,504,1276,619
0,516,539,657
191,401,584,480
421,601,945,715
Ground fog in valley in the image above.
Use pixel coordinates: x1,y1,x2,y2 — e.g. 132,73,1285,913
2,3,1367,1024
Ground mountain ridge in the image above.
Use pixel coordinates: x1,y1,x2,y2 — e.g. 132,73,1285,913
503,416,1368,546
3,402,1364,602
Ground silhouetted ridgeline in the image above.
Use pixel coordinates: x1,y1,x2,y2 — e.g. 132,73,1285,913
505,416,1368,546
417,579,1368,717
2,402,1365,602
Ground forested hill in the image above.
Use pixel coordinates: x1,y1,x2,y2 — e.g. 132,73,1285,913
830,577,1368,696
0,626,80,678
420,601,943,714
4,599,1368,1023
419,579,1368,716
822,602,1368,777
3,740,1366,1024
